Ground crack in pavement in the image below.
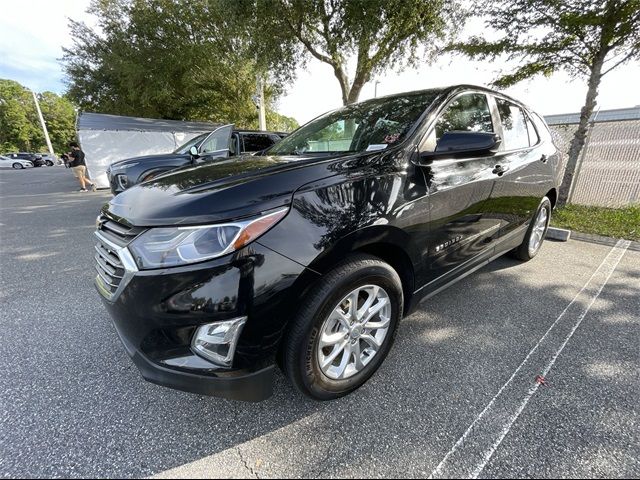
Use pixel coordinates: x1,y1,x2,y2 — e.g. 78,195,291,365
235,447,259,479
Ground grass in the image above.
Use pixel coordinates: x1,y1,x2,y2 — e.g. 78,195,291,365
551,204,640,242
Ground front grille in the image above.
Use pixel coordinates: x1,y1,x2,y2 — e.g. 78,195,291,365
94,215,144,296
94,241,125,295
97,215,144,247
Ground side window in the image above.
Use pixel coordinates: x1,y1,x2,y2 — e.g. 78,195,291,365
525,115,539,146
200,125,233,154
496,99,529,150
531,112,554,144
422,93,493,151
242,134,276,152
228,134,238,155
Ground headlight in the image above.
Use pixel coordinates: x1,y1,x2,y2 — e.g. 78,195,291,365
128,207,288,269
116,174,128,190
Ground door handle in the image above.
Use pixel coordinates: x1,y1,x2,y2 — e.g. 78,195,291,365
492,164,508,176
540,154,548,163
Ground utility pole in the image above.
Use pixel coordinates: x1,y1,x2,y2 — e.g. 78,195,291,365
374,80,381,98
257,77,266,131
32,91,54,155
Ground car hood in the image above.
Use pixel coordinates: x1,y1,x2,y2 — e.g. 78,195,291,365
108,153,190,172
105,153,363,226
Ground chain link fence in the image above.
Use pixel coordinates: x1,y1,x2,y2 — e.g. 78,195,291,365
546,108,640,208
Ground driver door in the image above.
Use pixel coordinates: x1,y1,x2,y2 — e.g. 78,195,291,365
418,92,502,285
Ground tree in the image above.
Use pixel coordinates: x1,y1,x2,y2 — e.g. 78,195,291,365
266,111,300,132
236,0,464,105
62,0,296,130
449,0,640,206
0,79,75,154
0,79,36,152
38,92,77,153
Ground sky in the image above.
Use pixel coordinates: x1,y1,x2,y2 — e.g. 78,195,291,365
1,0,639,125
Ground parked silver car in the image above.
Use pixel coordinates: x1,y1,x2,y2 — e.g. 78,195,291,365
0,155,34,169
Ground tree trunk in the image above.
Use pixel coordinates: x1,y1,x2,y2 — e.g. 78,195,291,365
557,53,606,206
331,64,351,106
346,75,367,105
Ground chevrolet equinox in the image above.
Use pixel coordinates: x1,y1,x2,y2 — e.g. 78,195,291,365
95,85,561,402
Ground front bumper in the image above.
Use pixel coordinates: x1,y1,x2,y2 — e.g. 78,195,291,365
110,313,275,402
96,238,315,402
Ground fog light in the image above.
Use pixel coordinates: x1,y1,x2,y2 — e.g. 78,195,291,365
191,317,247,367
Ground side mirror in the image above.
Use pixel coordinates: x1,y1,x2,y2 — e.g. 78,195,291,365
420,131,501,162
189,146,199,157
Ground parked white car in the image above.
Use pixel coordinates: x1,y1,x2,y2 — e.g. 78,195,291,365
0,155,34,169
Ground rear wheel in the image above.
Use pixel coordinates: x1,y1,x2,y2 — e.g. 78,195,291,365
283,254,403,400
12,163,24,169
510,197,552,261
45,160,53,166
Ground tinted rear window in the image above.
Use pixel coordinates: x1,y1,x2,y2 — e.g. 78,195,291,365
242,134,276,152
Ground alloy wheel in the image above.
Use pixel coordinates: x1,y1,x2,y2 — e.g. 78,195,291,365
317,285,391,380
528,206,549,256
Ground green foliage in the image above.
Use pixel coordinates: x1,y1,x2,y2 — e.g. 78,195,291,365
551,204,640,241
235,0,465,104
266,111,300,132
38,92,77,153
0,79,75,154
449,0,640,87
62,0,296,130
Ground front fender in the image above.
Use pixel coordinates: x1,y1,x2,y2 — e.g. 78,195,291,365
258,174,421,276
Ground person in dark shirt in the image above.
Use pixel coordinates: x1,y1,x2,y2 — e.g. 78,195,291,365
68,142,96,192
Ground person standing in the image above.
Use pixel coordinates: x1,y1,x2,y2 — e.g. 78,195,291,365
68,142,96,192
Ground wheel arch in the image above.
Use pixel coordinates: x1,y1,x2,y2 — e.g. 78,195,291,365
303,225,417,316
545,188,557,209
139,167,174,183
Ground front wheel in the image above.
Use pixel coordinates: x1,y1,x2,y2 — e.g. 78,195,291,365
283,254,403,400
12,163,24,169
510,197,552,261
45,160,53,166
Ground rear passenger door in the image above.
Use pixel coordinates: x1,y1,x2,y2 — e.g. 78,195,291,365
485,96,549,245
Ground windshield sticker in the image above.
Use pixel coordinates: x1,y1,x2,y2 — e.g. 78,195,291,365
366,144,388,152
384,133,401,144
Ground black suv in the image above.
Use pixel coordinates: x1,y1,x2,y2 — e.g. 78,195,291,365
106,126,286,194
95,85,561,402
6,152,45,167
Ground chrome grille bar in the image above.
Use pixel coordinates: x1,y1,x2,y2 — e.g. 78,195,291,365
94,216,141,301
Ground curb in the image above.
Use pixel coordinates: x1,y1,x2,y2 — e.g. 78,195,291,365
546,227,571,241
547,227,640,252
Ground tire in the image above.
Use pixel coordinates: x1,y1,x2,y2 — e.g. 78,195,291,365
45,160,53,166
510,196,552,261
283,254,403,400
12,163,24,169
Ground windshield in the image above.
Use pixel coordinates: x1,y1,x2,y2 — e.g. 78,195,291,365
267,90,439,156
173,132,210,154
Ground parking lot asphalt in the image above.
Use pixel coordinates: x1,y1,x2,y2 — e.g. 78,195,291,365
1,167,638,479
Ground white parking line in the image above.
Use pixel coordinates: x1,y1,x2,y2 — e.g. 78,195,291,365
429,239,630,479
